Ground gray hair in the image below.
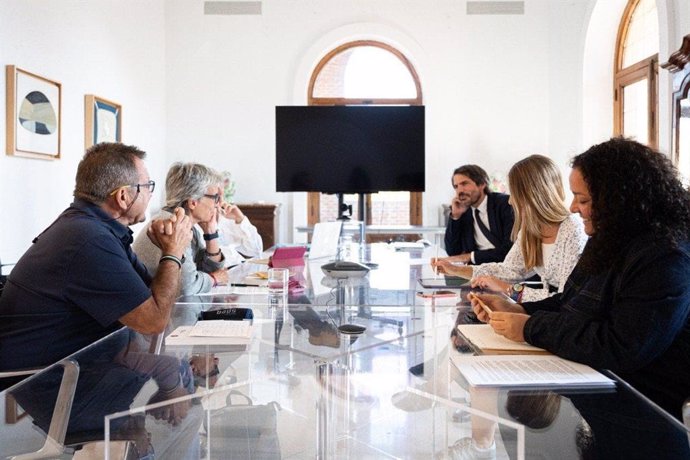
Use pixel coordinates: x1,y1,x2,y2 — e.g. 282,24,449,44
74,143,146,203
165,162,223,209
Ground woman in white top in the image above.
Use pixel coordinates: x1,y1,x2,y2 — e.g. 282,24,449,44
216,173,263,266
217,204,263,266
432,155,588,302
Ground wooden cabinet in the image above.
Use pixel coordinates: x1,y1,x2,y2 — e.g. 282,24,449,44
236,203,281,250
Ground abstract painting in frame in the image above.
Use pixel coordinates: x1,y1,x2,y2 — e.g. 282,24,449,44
5,65,62,160
84,94,121,149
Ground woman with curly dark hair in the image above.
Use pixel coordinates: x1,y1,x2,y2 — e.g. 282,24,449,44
573,137,690,272
470,137,690,421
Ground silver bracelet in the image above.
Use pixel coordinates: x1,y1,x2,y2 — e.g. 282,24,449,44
159,254,182,268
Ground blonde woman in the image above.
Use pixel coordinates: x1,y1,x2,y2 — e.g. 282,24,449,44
432,155,587,302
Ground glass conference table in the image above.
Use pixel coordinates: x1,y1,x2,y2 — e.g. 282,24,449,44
1,244,689,459
179,242,443,309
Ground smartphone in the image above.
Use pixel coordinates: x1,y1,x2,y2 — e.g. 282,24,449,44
418,276,470,289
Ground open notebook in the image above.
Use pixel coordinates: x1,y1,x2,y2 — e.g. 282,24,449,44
457,324,549,355
166,320,253,346
453,324,615,390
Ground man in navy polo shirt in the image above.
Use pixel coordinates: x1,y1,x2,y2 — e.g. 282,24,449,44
0,143,192,385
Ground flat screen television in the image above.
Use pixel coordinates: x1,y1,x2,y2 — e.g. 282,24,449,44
275,106,425,194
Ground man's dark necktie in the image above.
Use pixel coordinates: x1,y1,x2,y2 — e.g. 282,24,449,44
474,208,498,246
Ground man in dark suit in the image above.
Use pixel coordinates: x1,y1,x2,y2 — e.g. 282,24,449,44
443,164,514,264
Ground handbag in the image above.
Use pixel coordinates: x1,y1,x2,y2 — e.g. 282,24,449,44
204,390,282,459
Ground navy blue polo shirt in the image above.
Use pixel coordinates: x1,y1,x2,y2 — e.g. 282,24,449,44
0,199,153,370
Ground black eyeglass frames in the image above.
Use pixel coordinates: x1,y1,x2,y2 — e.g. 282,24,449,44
203,193,221,204
109,180,155,196
133,180,156,194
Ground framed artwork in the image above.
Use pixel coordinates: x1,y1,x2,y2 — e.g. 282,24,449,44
84,94,122,149
5,65,62,160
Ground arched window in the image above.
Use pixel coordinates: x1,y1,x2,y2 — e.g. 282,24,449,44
614,0,659,147
307,41,423,233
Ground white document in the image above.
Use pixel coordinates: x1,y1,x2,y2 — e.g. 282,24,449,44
457,324,548,354
165,321,253,346
451,354,616,389
239,275,268,287
189,320,252,338
309,221,343,259
389,241,425,250
211,285,268,295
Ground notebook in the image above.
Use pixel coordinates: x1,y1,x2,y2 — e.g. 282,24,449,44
166,320,253,346
457,324,550,354
308,221,343,260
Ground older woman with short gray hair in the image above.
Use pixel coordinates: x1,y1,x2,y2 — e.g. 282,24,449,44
133,162,228,295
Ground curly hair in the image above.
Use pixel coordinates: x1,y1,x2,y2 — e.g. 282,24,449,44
572,137,690,272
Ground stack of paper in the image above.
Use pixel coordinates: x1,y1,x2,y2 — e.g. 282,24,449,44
451,354,616,389
166,320,253,346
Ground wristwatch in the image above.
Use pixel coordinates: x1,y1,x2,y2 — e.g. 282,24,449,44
203,231,219,241
509,283,524,302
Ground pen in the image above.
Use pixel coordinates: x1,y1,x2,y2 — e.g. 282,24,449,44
434,244,439,278
226,260,246,270
230,283,253,287
469,292,492,316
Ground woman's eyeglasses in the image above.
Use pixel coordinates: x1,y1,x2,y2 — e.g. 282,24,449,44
203,193,221,204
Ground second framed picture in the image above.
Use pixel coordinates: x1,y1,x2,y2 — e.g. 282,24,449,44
84,94,121,149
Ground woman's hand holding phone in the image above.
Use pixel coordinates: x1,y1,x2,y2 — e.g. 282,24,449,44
468,292,526,323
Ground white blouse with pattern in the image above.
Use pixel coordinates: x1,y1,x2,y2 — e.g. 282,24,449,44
472,214,588,302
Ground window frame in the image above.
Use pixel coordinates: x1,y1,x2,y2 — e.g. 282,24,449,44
306,40,423,228
613,0,658,148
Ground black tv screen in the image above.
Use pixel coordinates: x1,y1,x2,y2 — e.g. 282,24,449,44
275,106,425,194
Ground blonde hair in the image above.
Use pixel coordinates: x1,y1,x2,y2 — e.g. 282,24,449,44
508,155,570,269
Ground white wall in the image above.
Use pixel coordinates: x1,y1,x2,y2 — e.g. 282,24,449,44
0,0,167,263
1,0,688,260
164,0,596,243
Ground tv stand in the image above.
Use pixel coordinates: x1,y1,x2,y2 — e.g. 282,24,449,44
336,193,352,221
335,192,367,244
335,193,367,222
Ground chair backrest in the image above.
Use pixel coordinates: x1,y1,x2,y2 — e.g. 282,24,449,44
0,256,16,297
684,398,690,448
5,359,80,459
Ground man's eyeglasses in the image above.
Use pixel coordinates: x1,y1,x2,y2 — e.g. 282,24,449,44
203,193,221,204
109,180,156,196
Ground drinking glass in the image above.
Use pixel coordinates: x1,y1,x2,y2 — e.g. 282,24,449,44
267,268,289,296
